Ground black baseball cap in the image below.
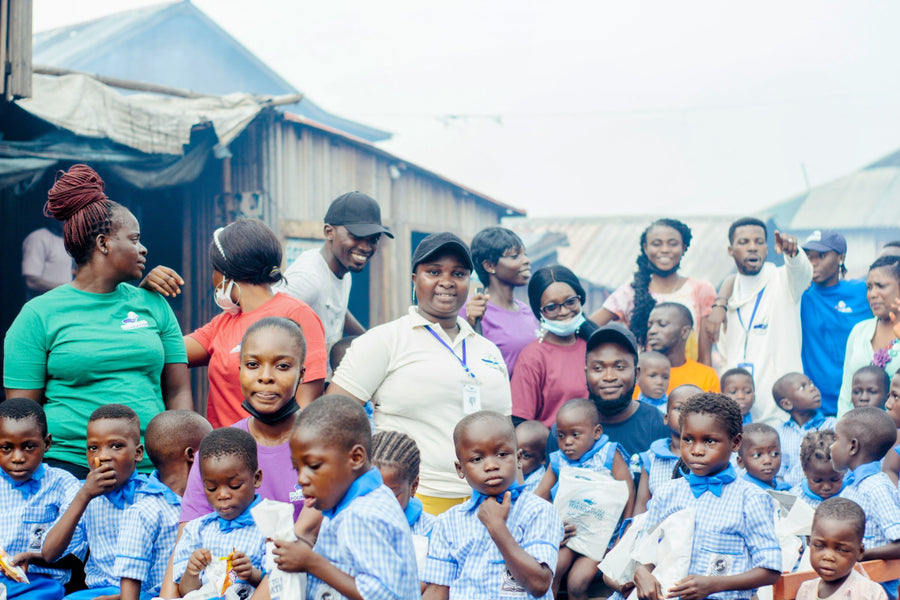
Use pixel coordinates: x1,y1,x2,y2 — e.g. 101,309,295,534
324,191,394,239
586,322,640,359
411,232,474,273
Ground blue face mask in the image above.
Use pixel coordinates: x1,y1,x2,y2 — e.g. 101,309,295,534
541,312,586,337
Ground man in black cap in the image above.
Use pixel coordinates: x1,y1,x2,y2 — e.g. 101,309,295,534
282,191,393,349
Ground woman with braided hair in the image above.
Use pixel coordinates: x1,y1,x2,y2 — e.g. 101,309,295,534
589,218,716,365
4,164,192,477
140,218,327,427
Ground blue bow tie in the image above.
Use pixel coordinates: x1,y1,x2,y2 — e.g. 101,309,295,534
686,465,736,498
217,495,261,532
104,473,147,510
0,463,44,499
468,483,525,510
844,462,881,488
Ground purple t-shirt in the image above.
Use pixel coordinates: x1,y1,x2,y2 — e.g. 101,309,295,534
461,299,539,376
179,417,304,523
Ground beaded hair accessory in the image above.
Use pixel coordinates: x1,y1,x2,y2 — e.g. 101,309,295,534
213,227,228,260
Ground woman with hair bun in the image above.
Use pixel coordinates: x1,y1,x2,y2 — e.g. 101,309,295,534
589,218,716,365
141,218,326,427
3,164,192,478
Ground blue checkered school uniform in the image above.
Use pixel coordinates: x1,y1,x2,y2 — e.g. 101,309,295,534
405,497,435,537
789,478,836,510
640,438,680,497
777,413,835,487
308,468,420,600
743,473,792,491
548,435,624,498
171,495,266,586
641,467,781,600
425,488,563,600
522,465,546,494
112,471,181,596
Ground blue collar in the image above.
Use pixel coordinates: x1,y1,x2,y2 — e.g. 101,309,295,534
801,478,838,502
323,467,382,519
465,482,525,511
138,471,181,506
104,472,147,510
0,463,45,499
743,473,791,491
217,495,261,532
742,413,753,426
786,411,827,431
560,435,608,468
843,461,881,488
649,437,678,459
404,497,424,527
639,393,667,409
686,465,736,498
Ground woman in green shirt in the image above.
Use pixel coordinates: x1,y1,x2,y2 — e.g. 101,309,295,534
3,165,192,477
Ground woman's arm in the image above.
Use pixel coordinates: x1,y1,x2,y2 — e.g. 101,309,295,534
161,363,193,411
185,337,211,368
321,383,365,405
296,379,325,409
588,307,618,327
4,388,43,404
696,316,712,366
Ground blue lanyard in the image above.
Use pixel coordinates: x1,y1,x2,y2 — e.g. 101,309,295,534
424,325,477,380
737,288,765,360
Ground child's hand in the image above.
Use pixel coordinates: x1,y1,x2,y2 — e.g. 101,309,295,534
603,572,635,596
271,538,315,573
139,265,183,297
186,548,212,576
477,491,511,530
229,551,257,583
561,521,577,545
81,462,117,498
774,230,798,257
667,574,717,600
633,564,663,600
9,551,41,571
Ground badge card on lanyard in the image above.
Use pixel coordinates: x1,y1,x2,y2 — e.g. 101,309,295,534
425,325,482,414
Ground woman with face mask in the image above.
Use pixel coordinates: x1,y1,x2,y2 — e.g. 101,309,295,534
510,265,598,426
140,219,327,427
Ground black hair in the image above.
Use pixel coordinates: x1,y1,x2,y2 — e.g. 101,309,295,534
772,372,805,405
294,394,372,454
868,254,900,285
720,368,754,390
329,336,358,372
680,392,743,440
814,497,866,543
199,427,258,473
453,410,515,450
242,316,307,362
557,398,600,428
145,410,212,471
851,365,890,405
631,219,693,346
741,422,779,454
88,404,140,442
839,406,897,461
728,217,767,244
668,384,703,407
527,265,597,341
0,398,48,437
515,420,550,447
209,218,284,285
470,227,526,286
800,429,837,472
371,430,421,485
651,301,693,329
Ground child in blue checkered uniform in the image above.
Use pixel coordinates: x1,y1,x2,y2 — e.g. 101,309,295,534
266,394,419,600
790,430,843,510
632,393,781,600
516,420,549,494
113,410,211,600
833,407,900,599
42,404,149,600
773,372,836,487
736,423,791,491
0,398,83,600
720,368,755,427
424,410,564,600
172,428,266,597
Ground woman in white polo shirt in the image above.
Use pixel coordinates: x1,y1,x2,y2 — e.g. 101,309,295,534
328,232,512,515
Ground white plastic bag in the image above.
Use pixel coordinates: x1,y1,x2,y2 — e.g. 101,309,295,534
598,512,648,585
251,499,307,600
180,559,253,600
553,465,629,561
627,508,695,600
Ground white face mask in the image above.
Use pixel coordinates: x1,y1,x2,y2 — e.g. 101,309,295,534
214,279,241,315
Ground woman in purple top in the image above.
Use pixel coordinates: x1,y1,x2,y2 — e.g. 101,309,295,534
462,227,539,376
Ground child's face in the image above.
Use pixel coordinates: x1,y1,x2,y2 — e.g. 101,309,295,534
680,412,740,477
722,375,755,417
885,375,900,428
555,408,602,462
829,425,855,472
637,360,670,400
86,419,143,489
782,374,822,413
290,429,362,512
239,328,305,415
515,432,546,477
0,417,50,483
200,454,261,520
851,372,887,409
738,432,781,482
804,459,844,500
809,517,863,583
454,420,518,496
378,465,417,511
664,392,688,436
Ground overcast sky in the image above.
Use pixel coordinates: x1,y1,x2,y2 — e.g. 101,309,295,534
33,1,900,217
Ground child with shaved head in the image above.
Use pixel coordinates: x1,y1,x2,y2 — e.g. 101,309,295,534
773,372,835,487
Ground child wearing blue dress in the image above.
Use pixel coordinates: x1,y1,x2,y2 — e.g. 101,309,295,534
515,420,549,493
790,430,843,509
772,372,836,487
737,423,791,491
632,392,781,600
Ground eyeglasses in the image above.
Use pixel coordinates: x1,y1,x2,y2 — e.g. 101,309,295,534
540,296,581,317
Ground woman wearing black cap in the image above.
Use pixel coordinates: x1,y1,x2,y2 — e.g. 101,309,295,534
328,232,512,515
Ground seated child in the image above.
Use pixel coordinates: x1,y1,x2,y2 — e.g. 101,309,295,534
635,384,701,515
0,398,83,600
515,420,549,493
636,351,671,412
773,372,836,487
850,365,891,409
796,497,887,600
632,393,781,600
737,423,791,491
113,410,211,600
834,407,900,599
534,398,634,600
172,427,266,597
791,430,843,509
721,368,754,426
424,410,564,600
271,394,419,600
42,404,149,600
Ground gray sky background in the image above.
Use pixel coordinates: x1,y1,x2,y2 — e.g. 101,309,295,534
33,1,900,218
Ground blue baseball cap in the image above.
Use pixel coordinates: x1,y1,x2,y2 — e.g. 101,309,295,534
802,230,846,255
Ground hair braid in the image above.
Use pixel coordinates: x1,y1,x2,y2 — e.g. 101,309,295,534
371,430,421,484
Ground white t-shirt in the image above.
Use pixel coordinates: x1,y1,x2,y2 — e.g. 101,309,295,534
280,248,351,347
21,228,73,286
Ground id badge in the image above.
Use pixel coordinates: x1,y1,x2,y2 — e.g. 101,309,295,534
462,382,482,414
737,362,754,378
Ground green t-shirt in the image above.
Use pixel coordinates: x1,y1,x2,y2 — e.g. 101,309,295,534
3,283,188,471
